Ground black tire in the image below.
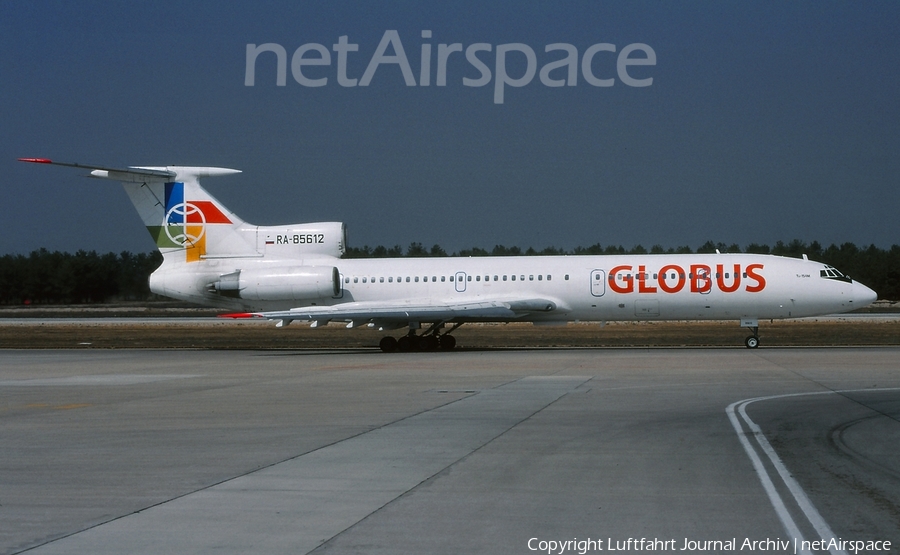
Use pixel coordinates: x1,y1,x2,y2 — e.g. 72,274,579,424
397,335,415,352
420,335,440,351
379,336,398,353
745,335,760,349
439,334,457,350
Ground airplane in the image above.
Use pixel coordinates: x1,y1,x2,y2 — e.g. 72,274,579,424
20,158,878,352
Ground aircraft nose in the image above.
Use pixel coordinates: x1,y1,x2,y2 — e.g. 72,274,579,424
853,280,878,307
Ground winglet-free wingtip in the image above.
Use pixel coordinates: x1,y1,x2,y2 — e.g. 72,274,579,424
218,312,264,319
18,158,53,164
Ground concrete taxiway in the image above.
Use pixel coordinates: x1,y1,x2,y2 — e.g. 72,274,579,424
1,348,898,554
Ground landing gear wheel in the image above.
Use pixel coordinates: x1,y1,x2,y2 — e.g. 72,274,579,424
439,334,456,350
745,335,760,349
420,335,440,351
397,335,416,352
379,336,398,353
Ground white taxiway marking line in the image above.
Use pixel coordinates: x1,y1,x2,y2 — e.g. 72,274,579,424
728,387,900,555
726,395,813,554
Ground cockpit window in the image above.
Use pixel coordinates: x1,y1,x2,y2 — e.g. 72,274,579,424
820,265,852,283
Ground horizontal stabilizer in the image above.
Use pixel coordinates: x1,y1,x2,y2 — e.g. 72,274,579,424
18,158,241,182
19,158,176,178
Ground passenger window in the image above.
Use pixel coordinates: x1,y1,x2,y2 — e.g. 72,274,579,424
345,277,350,283
353,277,359,283
380,277,384,283
406,276,410,282
520,275,525,281
512,275,516,281
388,277,393,283
432,276,437,282
503,275,507,281
538,275,543,281
476,275,481,281
547,275,552,281
441,276,446,282
494,275,499,281
467,276,472,281
450,275,454,282
564,275,569,280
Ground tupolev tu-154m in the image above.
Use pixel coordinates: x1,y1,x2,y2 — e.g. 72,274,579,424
20,158,878,351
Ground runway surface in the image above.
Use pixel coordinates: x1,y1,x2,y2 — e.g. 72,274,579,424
1,348,898,554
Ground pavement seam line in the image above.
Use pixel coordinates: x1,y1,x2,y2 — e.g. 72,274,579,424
309,376,592,553
11,389,478,555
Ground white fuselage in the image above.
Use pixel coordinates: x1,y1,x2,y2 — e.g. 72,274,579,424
151,252,876,322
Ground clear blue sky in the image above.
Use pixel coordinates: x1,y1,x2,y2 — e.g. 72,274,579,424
3,1,898,255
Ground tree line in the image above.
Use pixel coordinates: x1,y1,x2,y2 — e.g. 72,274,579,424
2,240,898,305
0,249,162,305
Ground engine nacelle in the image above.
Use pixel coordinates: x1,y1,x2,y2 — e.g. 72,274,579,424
259,222,346,259
212,266,340,301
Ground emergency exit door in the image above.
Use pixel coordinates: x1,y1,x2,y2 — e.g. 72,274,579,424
590,270,606,297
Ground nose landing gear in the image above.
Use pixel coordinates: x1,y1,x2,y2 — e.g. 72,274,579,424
744,325,760,349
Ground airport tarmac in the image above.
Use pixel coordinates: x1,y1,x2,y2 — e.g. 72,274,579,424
0,348,898,555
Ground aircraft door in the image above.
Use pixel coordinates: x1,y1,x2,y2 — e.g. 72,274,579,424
590,269,606,297
455,272,467,292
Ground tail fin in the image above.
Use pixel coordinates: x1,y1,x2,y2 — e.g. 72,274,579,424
20,159,260,262
118,166,260,262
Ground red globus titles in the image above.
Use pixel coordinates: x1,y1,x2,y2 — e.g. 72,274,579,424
608,263,766,294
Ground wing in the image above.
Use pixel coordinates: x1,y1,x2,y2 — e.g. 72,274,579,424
222,297,560,329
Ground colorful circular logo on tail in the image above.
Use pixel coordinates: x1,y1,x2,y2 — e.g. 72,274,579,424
164,202,206,246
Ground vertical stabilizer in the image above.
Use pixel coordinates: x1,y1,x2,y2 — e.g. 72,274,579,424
19,159,261,262
113,166,260,262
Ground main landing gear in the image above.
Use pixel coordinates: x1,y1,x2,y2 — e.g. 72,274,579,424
744,326,760,349
379,323,461,353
